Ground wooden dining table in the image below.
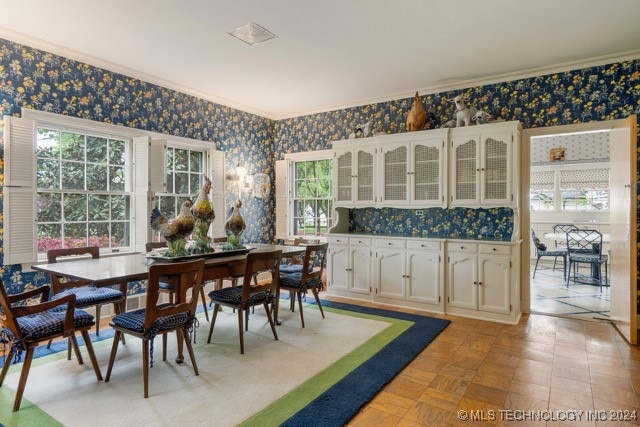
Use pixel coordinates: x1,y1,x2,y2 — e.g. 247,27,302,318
32,243,306,362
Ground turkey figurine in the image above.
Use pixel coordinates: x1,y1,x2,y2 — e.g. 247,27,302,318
223,200,246,250
150,200,195,256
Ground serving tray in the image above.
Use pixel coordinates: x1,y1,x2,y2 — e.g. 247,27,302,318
145,246,253,262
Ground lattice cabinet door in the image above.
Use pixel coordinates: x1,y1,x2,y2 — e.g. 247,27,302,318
354,145,377,206
334,148,353,206
412,137,446,207
380,143,410,206
481,132,512,206
450,136,480,206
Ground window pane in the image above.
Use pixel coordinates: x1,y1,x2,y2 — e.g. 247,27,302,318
109,139,126,165
36,129,59,158
88,223,110,247
109,166,125,191
190,173,201,195
175,149,189,171
190,151,203,173
37,158,60,189
159,196,176,218
166,171,174,193
37,193,62,222
111,195,128,220
317,160,332,179
61,132,85,161
290,158,333,237
112,222,130,246
88,194,110,221
296,162,306,179
38,223,62,253
64,194,87,221
64,223,87,247
86,136,108,163
87,163,108,190
166,148,175,170
530,190,554,211
61,161,85,190
175,172,189,194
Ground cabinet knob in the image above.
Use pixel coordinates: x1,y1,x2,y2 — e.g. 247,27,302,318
473,281,477,284
478,281,483,286
460,246,464,249
421,244,425,247
405,275,410,278
388,242,392,245
492,248,497,251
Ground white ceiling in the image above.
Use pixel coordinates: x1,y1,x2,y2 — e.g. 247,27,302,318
1,0,640,120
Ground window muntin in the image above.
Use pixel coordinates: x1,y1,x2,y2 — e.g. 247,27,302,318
36,127,132,254
292,159,333,236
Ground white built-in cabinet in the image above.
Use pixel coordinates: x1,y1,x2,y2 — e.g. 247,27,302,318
327,235,372,295
333,140,377,207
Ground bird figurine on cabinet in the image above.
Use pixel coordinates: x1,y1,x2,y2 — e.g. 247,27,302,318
406,91,427,131
190,175,216,254
223,200,246,250
150,200,195,257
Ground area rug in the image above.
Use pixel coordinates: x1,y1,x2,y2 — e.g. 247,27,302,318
1,299,449,427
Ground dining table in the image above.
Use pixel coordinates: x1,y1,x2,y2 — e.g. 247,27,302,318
32,243,306,362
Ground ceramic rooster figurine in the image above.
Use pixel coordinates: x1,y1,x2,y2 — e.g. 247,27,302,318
190,175,216,254
150,200,195,256
223,200,246,250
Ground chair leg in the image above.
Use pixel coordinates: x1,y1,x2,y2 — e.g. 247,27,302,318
67,337,73,361
46,338,53,350
69,333,84,365
199,287,209,322
297,291,305,328
12,346,35,412
113,302,126,345
0,346,17,387
182,326,199,375
207,304,220,343
238,308,245,354
162,333,168,361
312,288,325,319
105,330,123,382
264,301,279,341
81,330,103,381
142,339,150,398
95,305,101,336
533,256,541,279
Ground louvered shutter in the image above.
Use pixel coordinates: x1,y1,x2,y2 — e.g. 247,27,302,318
133,136,166,252
275,159,289,239
209,149,225,238
3,116,37,264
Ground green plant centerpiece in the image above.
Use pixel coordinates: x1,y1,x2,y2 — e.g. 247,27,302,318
189,175,216,255
223,200,246,250
150,200,195,257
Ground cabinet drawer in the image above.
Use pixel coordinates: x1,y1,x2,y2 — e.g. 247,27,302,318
328,236,349,245
448,242,477,253
406,240,441,251
479,244,511,255
375,238,406,249
349,237,372,246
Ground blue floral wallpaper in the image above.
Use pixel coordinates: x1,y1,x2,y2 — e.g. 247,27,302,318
1,34,639,297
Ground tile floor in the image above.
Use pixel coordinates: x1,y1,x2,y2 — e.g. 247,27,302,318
332,296,640,427
530,260,611,321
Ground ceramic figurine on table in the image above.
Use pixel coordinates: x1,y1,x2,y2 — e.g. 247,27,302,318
223,200,246,250
190,175,216,254
150,200,195,257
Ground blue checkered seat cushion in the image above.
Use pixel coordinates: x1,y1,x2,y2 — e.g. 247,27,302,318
158,280,173,291
569,253,608,263
280,273,322,290
111,304,191,333
279,264,314,274
52,286,123,307
208,286,269,306
16,308,94,340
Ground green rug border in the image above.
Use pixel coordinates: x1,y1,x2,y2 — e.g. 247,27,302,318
0,303,410,427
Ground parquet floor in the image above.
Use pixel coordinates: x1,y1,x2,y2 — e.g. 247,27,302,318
327,296,640,427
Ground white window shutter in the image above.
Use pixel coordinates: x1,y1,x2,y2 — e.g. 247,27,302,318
3,115,37,264
275,159,289,240
133,136,166,252
209,149,225,238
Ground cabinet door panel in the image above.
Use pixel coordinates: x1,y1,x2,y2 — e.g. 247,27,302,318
447,252,477,309
478,255,511,314
356,147,375,204
381,144,409,205
481,132,512,205
407,250,440,305
328,245,349,291
413,139,445,206
334,150,353,204
376,249,405,300
451,137,479,206
350,247,371,294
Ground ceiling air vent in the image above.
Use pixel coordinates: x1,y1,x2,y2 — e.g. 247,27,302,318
228,22,277,46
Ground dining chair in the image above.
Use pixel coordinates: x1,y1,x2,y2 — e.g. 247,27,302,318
565,229,608,290
279,237,321,275
146,242,210,322
207,250,282,354
47,246,125,359
0,281,102,411
105,258,205,398
279,243,328,327
553,224,577,248
530,229,568,279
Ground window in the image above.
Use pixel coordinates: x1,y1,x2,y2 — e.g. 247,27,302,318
36,127,132,254
155,147,206,219
276,150,333,239
530,165,609,212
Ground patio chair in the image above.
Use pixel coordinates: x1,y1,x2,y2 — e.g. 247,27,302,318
566,229,608,291
531,229,567,279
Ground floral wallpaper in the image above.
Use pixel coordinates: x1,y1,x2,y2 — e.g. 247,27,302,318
0,34,639,297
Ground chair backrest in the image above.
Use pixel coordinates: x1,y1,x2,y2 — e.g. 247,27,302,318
240,250,282,304
553,224,577,247
0,281,19,337
300,243,328,283
0,281,52,341
566,229,602,254
145,241,166,252
145,259,205,329
47,246,100,263
530,229,547,254
293,237,320,246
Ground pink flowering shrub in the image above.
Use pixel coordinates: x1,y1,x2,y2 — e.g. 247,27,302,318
37,236,119,253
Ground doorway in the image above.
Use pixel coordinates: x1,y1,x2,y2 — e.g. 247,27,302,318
521,117,637,343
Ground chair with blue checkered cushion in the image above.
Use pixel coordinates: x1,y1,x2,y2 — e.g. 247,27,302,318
279,243,328,328
0,282,102,411
207,250,282,354
105,258,205,398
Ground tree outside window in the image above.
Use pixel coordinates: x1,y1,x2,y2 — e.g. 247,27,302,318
292,159,332,236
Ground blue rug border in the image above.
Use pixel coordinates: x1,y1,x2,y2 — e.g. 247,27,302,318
281,300,450,427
